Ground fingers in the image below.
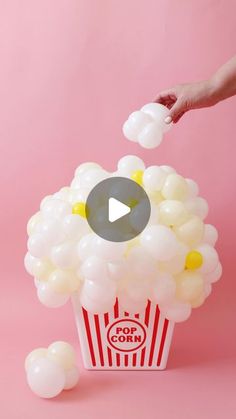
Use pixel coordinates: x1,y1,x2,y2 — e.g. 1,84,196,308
174,111,185,123
154,90,177,107
154,87,186,124
165,98,185,124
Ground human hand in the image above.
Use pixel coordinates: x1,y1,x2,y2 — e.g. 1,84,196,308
154,79,218,124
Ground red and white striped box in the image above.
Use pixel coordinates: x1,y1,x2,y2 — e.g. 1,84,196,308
72,294,174,370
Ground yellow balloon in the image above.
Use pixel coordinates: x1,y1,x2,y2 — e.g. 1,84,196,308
72,202,87,218
131,170,144,186
185,250,203,270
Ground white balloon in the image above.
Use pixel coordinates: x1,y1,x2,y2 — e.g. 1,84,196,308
140,225,178,261
27,212,41,236
48,269,80,294
108,260,128,281
80,256,109,281
152,272,176,305
148,202,159,224
141,103,172,132
185,197,209,220
27,358,65,398
143,166,167,192
125,276,151,302
117,155,145,177
138,122,163,149
159,300,192,323
64,365,80,390
204,262,222,283
41,199,71,220
37,282,70,308
203,224,218,246
159,243,188,275
93,236,126,261
118,290,148,314
40,195,52,210
51,241,78,269
159,200,189,227
70,177,81,189
53,187,70,200
63,214,88,240
174,216,204,247
80,281,116,314
127,247,157,280
27,233,49,258
122,111,152,142
204,283,212,298
24,253,53,281
68,187,90,203
37,219,65,246
75,162,101,177
77,233,95,261
186,178,199,198
129,199,151,231
162,174,188,201
196,244,219,274
82,277,117,302
79,169,108,189
24,252,38,276
160,165,176,174
47,341,77,370
25,348,48,372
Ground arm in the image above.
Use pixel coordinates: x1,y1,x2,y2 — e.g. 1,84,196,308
155,55,236,123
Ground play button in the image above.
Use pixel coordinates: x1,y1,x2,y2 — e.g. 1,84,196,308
85,177,151,242
108,198,131,223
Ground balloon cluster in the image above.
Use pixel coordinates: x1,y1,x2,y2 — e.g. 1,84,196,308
25,341,79,398
122,103,172,149
25,155,222,323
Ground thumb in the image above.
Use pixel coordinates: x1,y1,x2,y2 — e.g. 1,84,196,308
165,98,185,124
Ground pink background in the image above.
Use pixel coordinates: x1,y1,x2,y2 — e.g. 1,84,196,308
1,1,236,417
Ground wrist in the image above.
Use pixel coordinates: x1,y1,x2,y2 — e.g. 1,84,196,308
207,76,222,105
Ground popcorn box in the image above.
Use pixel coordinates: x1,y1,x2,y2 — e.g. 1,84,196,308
72,294,174,370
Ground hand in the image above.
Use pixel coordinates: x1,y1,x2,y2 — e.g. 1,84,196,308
154,80,218,123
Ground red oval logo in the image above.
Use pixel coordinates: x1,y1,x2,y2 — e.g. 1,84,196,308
107,319,146,352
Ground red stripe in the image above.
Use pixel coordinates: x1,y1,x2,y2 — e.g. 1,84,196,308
124,354,128,367
157,319,169,366
148,305,160,366
107,347,112,366
140,347,145,366
132,353,137,367
140,301,151,366
104,312,109,327
82,308,96,367
114,299,119,318
94,315,104,366
104,313,112,366
116,353,120,366
145,300,151,326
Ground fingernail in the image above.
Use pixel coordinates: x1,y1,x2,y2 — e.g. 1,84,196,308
165,116,172,124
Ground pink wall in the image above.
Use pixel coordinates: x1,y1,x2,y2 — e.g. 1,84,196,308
1,1,236,418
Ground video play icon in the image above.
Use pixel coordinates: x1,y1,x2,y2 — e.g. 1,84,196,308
85,177,151,242
108,198,131,223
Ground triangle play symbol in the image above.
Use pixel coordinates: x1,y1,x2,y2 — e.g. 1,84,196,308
108,197,131,223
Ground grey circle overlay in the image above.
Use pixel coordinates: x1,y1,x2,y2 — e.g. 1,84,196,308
85,177,151,242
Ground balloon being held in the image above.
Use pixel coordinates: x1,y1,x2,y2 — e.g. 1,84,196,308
122,103,172,149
